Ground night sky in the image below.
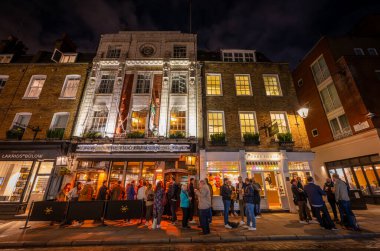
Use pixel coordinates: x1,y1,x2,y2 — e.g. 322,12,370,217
0,0,379,67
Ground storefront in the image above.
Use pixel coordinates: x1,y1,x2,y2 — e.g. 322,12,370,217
0,142,68,217
69,143,197,197
325,154,380,204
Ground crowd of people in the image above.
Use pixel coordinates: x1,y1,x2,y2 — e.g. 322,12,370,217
55,173,359,233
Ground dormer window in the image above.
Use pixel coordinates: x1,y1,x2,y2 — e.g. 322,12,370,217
173,45,187,58
106,45,121,59
221,50,256,62
51,49,77,63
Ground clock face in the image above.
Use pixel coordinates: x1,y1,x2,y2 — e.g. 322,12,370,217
140,45,155,57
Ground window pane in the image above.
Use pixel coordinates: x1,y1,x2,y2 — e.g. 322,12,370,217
171,73,187,94
263,75,281,96
327,84,342,108
338,114,350,130
239,112,256,138
311,56,330,85
235,75,251,95
208,112,224,138
97,75,114,94
136,74,151,93
131,111,147,133
62,76,80,98
270,112,289,134
90,111,108,133
353,166,370,195
206,75,222,95
329,118,340,134
25,76,46,98
344,168,358,189
106,45,121,58
52,114,69,129
169,111,186,135
173,46,186,58
320,87,334,112
363,166,378,194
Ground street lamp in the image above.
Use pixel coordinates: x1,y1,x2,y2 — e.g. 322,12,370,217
297,107,309,119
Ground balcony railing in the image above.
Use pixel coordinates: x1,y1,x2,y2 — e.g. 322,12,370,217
333,127,353,140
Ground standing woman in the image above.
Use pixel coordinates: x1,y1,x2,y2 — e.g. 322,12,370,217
145,183,154,226
56,183,72,202
180,184,191,229
152,181,165,229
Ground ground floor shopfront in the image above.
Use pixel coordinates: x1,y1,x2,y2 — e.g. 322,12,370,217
0,142,69,217
312,129,380,204
199,149,315,213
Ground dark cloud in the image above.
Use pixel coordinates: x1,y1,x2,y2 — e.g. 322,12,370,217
0,0,379,66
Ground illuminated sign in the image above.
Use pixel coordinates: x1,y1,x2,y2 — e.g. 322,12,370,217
76,144,192,153
245,152,281,161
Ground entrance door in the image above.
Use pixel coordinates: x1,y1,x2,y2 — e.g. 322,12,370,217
263,171,281,209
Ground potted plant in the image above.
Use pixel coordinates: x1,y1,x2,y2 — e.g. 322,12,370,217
277,132,294,149
82,131,102,139
243,132,260,145
46,128,65,140
127,131,145,138
169,131,186,139
210,132,227,146
6,127,24,140
59,166,72,176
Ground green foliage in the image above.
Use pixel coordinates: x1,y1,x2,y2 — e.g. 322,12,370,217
243,132,260,144
46,128,65,140
277,132,293,142
210,132,226,145
82,131,102,139
127,131,145,138
6,128,24,140
169,131,185,139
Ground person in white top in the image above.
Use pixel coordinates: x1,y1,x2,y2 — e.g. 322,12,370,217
137,181,147,200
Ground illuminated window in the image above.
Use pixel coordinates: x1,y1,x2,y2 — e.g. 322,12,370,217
59,53,77,63
263,74,282,96
90,110,108,132
239,112,257,138
170,111,186,135
106,45,121,58
60,75,80,98
206,74,222,95
311,56,331,85
235,75,251,95
0,75,9,94
171,73,187,93
270,112,289,134
96,75,114,94
207,111,225,138
0,54,13,63
173,45,187,58
24,75,46,98
11,113,31,130
131,111,147,133
50,112,69,130
135,74,151,94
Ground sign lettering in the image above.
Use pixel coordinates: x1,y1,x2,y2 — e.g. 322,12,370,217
76,144,192,153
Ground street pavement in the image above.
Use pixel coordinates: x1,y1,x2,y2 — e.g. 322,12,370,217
0,205,379,249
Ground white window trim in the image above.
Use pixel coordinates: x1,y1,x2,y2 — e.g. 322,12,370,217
310,54,331,86
23,75,47,99
59,53,78,63
0,75,9,92
207,110,226,141
130,109,148,135
262,74,283,96
133,72,153,95
311,128,319,137
10,112,32,130
49,112,70,129
234,74,253,96
328,113,352,139
269,111,291,134
354,48,365,55
205,73,223,96
238,111,258,141
59,74,81,99
318,82,343,115
172,45,187,58
221,49,256,62
167,109,188,136
170,71,188,95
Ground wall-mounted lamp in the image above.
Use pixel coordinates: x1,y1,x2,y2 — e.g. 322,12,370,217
297,107,309,119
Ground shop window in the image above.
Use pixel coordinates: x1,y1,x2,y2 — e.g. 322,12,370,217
239,112,257,139
24,75,46,98
235,75,252,96
363,166,379,194
207,111,225,139
96,75,114,94
311,55,330,86
90,110,108,133
171,73,187,94
263,74,282,96
169,110,186,136
60,75,81,98
206,74,222,95
207,161,239,196
344,168,358,190
173,45,187,58
270,112,289,134
329,114,352,140
319,83,342,113
0,161,33,202
353,166,370,195
131,111,147,133
135,74,151,94
106,45,122,58
0,75,8,94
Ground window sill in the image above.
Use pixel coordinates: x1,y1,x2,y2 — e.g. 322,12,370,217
22,97,39,99
58,97,76,100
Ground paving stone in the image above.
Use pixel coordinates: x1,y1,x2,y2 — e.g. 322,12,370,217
72,240,102,246
269,235,298,240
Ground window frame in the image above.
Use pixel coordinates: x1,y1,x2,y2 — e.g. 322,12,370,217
353,48,365,55
96,74,115,94
234,74,252,96
368,48,378,56
318,83,342,113
49,112,69,130
205,73,223,96
106,45,122,59
60,74,81,99
173,45,187,58
263,74,283,96
269,111,291,135
131,110,148,134
310,54,331,86
328,113,352,140
169,110,187,136
23,75,47,99
170,72,187,94
10,112,32,130
135,73,152,94
238,111,258,141
207,110,226,140
89,110,109,133
0,75,9,94
59,53,77,63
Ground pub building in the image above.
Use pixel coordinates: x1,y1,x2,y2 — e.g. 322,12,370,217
69,31,201,193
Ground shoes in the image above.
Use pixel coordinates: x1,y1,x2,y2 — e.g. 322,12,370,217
309,220,319,224
248,227,256,231
331,227,339,231
255,215,261,219
225,224,232,229
157,224,161,229
299,220,308,224
240,221,245,225
242,225,249,229
189,220,196,224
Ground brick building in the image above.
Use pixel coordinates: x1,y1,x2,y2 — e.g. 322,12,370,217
199,49,313,212
0,36,93,216
293,19,380,203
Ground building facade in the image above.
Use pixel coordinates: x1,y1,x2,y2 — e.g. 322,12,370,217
0,36,92,216
200,49,314,212
70,31,199,194
293,33,380,203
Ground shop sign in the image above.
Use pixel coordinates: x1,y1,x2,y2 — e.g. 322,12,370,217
76,144,192,153
164,168,189,174
0,153,44,160
245,152,281,161
353,121,369,132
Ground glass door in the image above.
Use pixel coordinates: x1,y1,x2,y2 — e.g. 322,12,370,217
263,171,281,209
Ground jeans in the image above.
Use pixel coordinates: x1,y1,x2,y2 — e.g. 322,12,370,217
145,205,153,222
153,207,163,225
209,207,213,223
338,200,356,229
170,200,177,222
297,201,312,221
199,208,210,234
313,203,335,229
181,207,189,227
328,199,339,220
254,201,261,216
245,203,256,228
238,200,245,221
189,199,195,221
230,200,235,215
223,199,231,225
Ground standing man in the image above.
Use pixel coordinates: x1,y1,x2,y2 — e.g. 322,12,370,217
96,181,108,200
332,173,358,230
195,180,211,235
188,178,196,224
168,177,180,225
205,178,213,223
243,179,256,230
236,176,246,225
221,177,232,229
79,178,94,201
324,177,339,222
303,176,337,230
291,179,313,223
252,178,262,218
110,181,124,200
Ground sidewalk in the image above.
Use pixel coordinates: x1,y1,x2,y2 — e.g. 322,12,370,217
0,205,379,248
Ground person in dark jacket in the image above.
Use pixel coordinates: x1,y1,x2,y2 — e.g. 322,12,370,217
243,179,257,230
205,178,213,223
188,178,196,223
291,179,313,223
303,176,337,230
168,177,180,224
221,177,232,229
252,179,262,218
323,177,339,222
96,181,108,200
